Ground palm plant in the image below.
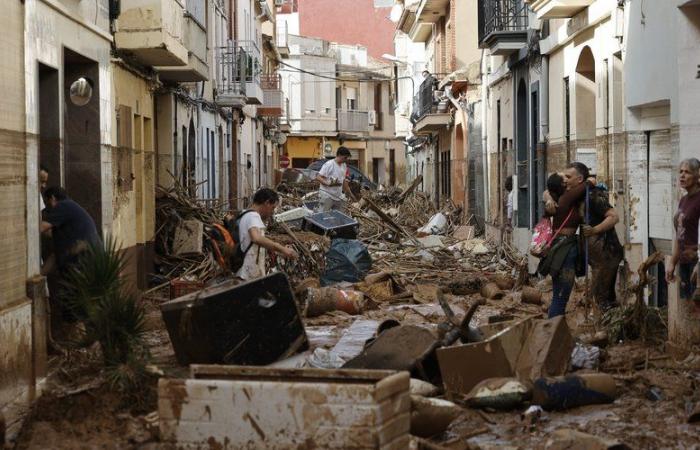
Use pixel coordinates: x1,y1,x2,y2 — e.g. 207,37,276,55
60,236,148,374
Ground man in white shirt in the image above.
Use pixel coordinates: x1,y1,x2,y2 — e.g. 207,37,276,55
315,147,351,212
505,175,513,230
234,188,298,281
39,166,49,211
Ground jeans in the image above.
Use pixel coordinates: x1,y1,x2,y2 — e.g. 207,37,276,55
548,244,578,318
679,262,697,300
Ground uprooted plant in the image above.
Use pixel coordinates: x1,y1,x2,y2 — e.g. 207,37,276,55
61,236,151,397
601,252,667,345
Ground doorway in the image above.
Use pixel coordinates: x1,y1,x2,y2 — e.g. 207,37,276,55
39,64,60,185
515,78,528,227
63,48,102,231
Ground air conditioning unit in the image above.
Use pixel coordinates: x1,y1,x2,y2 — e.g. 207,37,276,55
274,0,284,6
368,110,377,126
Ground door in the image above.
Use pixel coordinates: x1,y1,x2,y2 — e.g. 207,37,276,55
647,129,673,306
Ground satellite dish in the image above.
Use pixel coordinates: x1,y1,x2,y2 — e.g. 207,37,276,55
275,132,287,145
69,77,93,106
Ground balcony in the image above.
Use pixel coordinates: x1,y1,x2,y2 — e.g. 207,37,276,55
411,76,450,135
337,109,370,133
478,0,529,56
276,21,289,57
405,0,450,42
114,0,189,67
257,75,284,117
279,97,291,132
156,13,209,81
525,0,594,19
214,41,264,107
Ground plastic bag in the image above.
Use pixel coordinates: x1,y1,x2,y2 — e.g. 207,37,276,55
320,238,372,286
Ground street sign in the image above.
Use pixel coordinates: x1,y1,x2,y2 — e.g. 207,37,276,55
280,155,290,169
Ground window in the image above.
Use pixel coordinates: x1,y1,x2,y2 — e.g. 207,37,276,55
346,87,357,110
389,149,395,185
186,0,206,28
116,105,133,192
374,84,383,130
210,130,216,199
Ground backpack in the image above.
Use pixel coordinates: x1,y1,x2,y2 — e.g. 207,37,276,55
209,210,255,273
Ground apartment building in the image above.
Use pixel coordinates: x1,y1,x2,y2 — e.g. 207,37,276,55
395,0,485,214
278,34,406,185
396,0,700,351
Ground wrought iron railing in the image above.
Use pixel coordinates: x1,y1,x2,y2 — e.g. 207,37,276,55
478,0,529,44
412,76,438,122
215,40,262,98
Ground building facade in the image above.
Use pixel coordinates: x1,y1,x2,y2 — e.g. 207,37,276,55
395,0,700,351
279,34,406,185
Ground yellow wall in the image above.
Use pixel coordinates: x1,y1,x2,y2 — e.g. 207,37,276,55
285,136,322,163
112,65,156,251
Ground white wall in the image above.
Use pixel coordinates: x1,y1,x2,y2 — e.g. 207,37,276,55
624,0,678,118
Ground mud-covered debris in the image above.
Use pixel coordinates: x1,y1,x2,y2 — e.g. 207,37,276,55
465,377,531,410
411,395,463,438
410,379,440,397
570,343,601,370
532,373,617,410
545,428,629,450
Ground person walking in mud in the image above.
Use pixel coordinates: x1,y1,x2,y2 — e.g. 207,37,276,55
666,158,700,304
539,162,595,318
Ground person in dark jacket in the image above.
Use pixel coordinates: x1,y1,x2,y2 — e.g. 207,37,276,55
41,187,101,270
540,163,594,318
581,184,623,311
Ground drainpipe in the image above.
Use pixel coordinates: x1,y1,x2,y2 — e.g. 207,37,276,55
540,54,549,193
480,49,490,223
174,94,178,185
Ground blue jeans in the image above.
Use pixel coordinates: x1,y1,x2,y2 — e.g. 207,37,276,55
679,262,697,300
548,244,579,318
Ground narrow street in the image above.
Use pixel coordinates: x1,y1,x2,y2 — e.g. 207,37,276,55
2,0,700,449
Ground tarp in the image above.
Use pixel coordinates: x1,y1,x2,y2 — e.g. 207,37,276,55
320,239,372,286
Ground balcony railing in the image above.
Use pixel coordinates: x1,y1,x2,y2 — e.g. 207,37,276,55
276,20,289,49
478,0,529,46
412,76,438,122
337,109,370,133
215,40,262,106
280,97,291,127
258,74,284,116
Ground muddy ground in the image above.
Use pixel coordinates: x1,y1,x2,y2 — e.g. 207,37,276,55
10,282,700,450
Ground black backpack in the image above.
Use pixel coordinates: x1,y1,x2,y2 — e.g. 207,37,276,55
208,210,255,273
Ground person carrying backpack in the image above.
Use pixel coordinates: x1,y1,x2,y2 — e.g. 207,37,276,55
581,182,622,311
223,188,298,281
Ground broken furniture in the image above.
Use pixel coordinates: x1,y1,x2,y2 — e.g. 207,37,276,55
303,210,359,240
437,316,574,397
160,272,308,366
159,365,410,449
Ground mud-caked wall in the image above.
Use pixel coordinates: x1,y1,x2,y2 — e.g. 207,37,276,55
0,0,31,434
